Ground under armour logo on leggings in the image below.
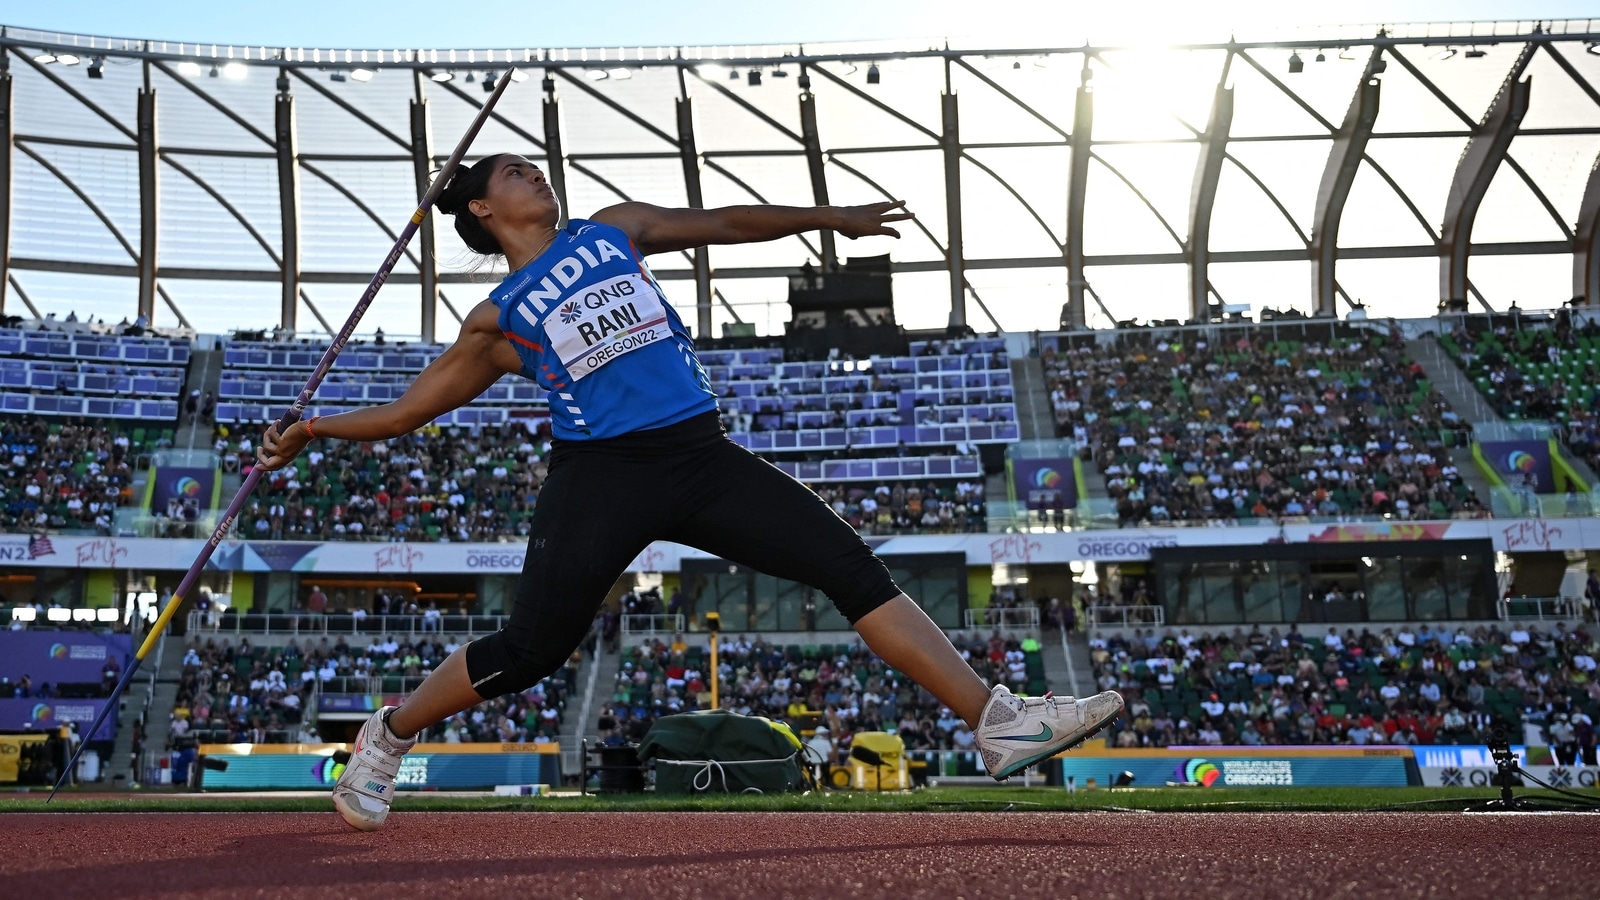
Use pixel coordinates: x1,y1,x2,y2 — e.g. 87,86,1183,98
535,538,546,549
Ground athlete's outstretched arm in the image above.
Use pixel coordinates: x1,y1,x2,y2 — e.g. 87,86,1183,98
256,301,521,470
592,201,914,256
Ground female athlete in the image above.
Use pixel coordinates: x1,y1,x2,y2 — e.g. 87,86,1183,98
257,154,1122,830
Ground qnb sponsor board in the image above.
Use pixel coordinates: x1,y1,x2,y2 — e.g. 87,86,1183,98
1058,749,1414,787
1413,745,1538,769
198,743,560,789
1421,766,1600,788
0,633,131,683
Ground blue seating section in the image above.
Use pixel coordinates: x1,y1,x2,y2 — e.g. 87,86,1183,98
223,341,438,372
0,328,189,365
0,392,179,419
215,337,1020,464
0,360,184,397
712,339,1018,455
0,328,189,420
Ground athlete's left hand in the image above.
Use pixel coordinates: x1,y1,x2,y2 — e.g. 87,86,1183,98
834,200,915,239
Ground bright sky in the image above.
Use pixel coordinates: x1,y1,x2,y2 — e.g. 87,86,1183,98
2,0,1597,49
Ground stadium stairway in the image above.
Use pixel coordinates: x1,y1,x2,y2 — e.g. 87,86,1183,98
1404,335,1503,505
567,644,619,777
176,346,225,452
1040,624,1090,699
1009,352,1112,504
111,633,185,784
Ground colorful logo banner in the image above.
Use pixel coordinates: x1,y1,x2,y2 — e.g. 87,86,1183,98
1480,440,1556,494
1010,457,1077,511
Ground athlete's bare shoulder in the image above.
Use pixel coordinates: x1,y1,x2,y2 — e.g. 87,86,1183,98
456,299,522,375
463,298,503,334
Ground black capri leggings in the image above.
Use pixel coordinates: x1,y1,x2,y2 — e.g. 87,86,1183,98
464,411,902,697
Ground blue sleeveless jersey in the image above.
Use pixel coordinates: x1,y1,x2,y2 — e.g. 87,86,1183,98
490,219,717,440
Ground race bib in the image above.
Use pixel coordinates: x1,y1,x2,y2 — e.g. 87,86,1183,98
544,273,673,381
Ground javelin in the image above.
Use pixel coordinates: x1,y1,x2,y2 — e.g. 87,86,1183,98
48,69,519,800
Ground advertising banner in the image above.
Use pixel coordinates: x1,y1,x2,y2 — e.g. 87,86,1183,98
1479,440,1557,494
1420,765,1600,788
147,466,222,514
4,516,1600,573
1056,746,1414,787
1009,458,1078,511
0,632,131,683
197,743,560,789
0,697,116,740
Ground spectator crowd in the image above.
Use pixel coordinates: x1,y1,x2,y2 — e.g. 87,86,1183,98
172,632,572,746
1045,330,1480,526
594,630,1047,764
1444,313,1600,487
1096,621,1600,763
0,416,146,533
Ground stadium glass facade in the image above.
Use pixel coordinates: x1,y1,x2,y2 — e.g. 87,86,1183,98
3,20,1600,340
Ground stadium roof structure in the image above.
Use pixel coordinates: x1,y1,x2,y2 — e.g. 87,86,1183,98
3,19,1600,340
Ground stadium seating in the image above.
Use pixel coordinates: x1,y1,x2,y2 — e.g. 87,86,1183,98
1045,330,1476,525
597,631,1046,754
0,326,188,421
174,633,570,745
1439,317,1600,476
1096,622,1599,748
0,416,163,533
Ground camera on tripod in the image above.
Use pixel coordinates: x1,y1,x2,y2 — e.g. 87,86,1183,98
1488,724,1523,792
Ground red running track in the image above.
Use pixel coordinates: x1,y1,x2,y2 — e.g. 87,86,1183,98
2,811,1596,899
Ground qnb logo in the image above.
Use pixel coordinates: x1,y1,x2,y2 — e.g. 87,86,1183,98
32,703,53,722
558,301,583,324
48,643,69,659
1033,467,1062,489
1177,758,1221,787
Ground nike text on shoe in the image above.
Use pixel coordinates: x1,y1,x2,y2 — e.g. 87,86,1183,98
332,706,416,831
974,686,1125,780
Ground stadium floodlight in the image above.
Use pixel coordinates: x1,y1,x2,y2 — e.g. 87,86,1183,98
329,71,347,82
1465,47,1487,59
222,62,247,80
866,63,881,84
46,608,70,622
72,608,95,622
10,607,35,622
1433,47,1459,60
430,70,454,82
177,61,203,77
770,66,788,78
607,67,632,80
87,57,104,79
586,69,608,81
1589,42,1600,56
483,72,497,93
57,54,81,66
33,53,56,64
96,608,119,623
728,67,740,81
350,68,375,82
1314,51,1326,62
1287,52,1303,73
208,64,219,78
748,68,762,86
465,72,476,83
508,69,529,82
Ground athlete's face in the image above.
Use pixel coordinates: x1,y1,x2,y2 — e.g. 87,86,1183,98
472,155,560,228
